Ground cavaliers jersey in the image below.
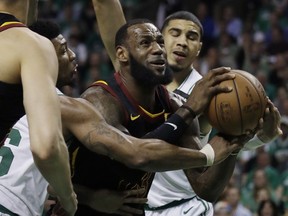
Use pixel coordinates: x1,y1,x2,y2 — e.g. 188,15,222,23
0,13,26,144
69,72,173,215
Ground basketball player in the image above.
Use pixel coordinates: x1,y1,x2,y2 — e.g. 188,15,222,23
0,1,77,215
90,1,282,215
0,20,240,216
70,16,248,214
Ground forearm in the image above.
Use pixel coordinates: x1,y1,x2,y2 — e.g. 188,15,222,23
25,0,38,25
185,154,238,202
87,133,210,172
143,106,197,144
33,140,74,199
92,0,125,70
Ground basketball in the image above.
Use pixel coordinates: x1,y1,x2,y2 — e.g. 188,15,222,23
205,69,268,136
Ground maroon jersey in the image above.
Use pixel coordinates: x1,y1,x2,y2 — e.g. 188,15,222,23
69,72,173,215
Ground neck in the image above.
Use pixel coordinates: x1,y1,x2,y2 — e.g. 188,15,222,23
118,71,157,111
166,66,193,91
0,0,36,24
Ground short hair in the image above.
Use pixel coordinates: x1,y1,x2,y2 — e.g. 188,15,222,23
29,20,61,40
115,18,155,48
161,11,203,39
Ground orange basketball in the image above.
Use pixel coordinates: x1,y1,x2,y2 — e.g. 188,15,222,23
205,69,268,136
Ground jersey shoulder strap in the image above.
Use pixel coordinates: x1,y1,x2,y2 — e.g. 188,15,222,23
0,13,26,32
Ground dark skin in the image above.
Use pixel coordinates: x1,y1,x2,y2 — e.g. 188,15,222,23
79,22,245,213
82,23,241,163
45,25,242,215
90,1,282,206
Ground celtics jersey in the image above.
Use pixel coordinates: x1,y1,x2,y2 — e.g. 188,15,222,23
146,69,213,215
0,89,63,216
0,115,48,216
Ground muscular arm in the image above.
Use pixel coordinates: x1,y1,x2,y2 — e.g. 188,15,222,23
25,0,38,25
92,0,126,71
184,155,238,203
19,30,76,214
185,100,282,202
61,96,209,171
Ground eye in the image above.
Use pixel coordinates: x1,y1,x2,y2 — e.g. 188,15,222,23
61,46,68,55
140,40,150,46
187,33,199,41
169,29,180,37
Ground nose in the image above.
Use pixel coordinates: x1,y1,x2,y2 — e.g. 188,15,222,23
177,34,188,47
152,42,164,55
68,48,76,61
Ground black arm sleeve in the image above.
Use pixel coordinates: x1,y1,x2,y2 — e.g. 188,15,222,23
142,114,189,144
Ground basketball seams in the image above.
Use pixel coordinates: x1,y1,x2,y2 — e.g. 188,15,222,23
232,76,244,134
205,70,267,136
214,94,224,133
236,72,265,117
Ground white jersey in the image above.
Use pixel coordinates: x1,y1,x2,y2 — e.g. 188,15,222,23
0,89,62,216
0,115,48,216
146,69,213,215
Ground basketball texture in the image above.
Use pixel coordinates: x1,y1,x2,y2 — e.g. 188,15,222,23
205,69,267,136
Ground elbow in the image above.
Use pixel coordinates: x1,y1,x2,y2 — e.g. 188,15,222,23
196,190,221,203
124,155,151,171
198,194,218,203
30,132,64,161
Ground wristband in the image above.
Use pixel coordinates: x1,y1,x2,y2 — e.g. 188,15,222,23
243,134,265,150
181,105,197,119
199,143,215,166
143,113,189,144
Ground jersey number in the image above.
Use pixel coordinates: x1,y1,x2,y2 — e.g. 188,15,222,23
0,129,21,176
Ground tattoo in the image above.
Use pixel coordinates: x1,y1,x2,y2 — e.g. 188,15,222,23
80,122,127,155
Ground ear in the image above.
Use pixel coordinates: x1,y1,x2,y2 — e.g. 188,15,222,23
196,42,203,56
116,46,129,63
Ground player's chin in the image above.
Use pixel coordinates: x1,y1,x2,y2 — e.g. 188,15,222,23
150,64,166,75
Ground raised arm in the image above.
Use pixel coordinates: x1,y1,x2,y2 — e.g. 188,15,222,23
20,30,77,215
92,0,126,71
25,0,38,25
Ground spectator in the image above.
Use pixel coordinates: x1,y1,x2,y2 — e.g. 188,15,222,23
225,186,253,216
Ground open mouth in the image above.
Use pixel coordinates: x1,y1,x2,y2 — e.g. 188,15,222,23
150,59,166,65
150,59,166,71
173,51,187,58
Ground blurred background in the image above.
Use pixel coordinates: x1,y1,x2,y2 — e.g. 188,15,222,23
38,0,288,215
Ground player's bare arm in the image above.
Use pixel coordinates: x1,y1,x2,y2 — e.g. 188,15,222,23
77,90,242,170
19,29,77,215
25,0,38,25
61,96,209,170
92,0,126,71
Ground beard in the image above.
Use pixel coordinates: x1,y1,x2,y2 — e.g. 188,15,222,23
129,54,173,87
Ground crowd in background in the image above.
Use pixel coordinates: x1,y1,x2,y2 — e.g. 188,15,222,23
37,0,288,215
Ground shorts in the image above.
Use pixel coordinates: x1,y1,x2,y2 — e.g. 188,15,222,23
145,196,213,216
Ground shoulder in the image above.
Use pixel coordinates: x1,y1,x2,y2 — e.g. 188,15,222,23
81,86,126,125
60,96,98,120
